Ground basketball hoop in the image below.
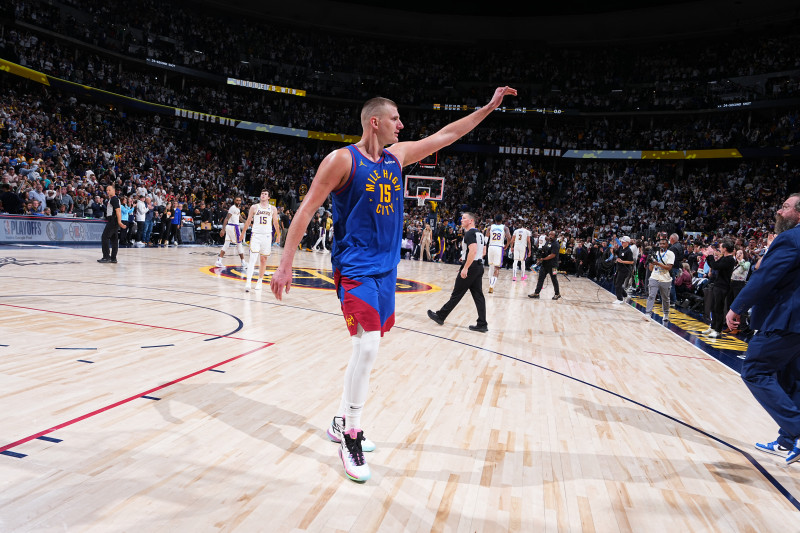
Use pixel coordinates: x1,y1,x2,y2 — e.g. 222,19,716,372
405,178,443,208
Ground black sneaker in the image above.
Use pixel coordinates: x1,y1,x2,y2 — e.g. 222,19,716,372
427,309,444,325
327,416,376,452
528,293,540,299
552,294,561,300
109,258,117,263
469,324,488,333
97,258,110,263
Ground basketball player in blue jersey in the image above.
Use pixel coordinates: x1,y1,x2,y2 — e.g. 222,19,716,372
271,86,517,483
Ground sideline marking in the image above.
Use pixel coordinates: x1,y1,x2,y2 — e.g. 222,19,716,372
643,350,714,361
0,302,259,344
0,344,271,455
56,347,97,350
0,294,249,342
1,450,26,459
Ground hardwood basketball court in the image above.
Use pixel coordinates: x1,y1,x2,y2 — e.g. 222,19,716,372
0,244,798,531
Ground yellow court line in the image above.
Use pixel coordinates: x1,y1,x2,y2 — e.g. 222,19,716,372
297,268,335,284
200,266,440,294
631,297,748,352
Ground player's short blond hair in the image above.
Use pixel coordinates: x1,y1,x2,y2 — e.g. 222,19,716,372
361,97,397,129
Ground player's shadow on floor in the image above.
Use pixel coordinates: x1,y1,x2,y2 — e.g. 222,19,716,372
152,380,484,481
562,395,760,484
150,380,757,492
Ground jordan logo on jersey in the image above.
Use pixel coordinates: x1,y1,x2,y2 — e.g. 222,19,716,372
365,169,401,216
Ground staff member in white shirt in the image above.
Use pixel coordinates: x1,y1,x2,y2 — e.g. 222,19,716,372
644,234,674,323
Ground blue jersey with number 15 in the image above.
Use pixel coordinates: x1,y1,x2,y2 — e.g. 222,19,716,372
331,145,404,277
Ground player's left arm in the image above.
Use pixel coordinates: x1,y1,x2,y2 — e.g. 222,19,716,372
389,86,516,167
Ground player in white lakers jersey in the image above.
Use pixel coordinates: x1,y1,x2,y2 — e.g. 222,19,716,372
511,225,532,282
215,196,246,269
485,214,511,294
241,190,281,291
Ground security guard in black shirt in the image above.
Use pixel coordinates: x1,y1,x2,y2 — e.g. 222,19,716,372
529,230,561,300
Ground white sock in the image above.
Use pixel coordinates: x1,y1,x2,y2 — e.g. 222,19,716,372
343,327,380,431
337,334,361,419
246,253,258,283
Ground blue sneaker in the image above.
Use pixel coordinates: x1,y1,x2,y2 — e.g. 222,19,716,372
787,439,800,465
754,440,790,458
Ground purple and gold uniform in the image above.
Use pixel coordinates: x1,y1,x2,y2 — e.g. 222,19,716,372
332,145,404,336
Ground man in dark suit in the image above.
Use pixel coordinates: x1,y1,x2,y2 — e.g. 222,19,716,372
727,193,800,464
574,239,588,278
612,236,635,304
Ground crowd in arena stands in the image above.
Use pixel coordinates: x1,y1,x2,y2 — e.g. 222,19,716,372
9,0,800,114
4,24,800,153
0,88,324,235
0,82,792,337
1,87,792,244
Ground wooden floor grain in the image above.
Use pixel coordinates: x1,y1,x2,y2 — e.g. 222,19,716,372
0,244,798,532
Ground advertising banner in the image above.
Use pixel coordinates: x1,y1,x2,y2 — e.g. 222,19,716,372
0,216,106,244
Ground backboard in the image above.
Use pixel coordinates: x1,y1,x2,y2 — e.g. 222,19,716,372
404,175,444,202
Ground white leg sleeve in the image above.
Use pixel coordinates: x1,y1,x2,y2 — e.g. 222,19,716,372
343,326,380,431
246,251,258,283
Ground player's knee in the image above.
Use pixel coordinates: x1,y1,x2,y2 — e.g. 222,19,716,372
359,330,381,361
